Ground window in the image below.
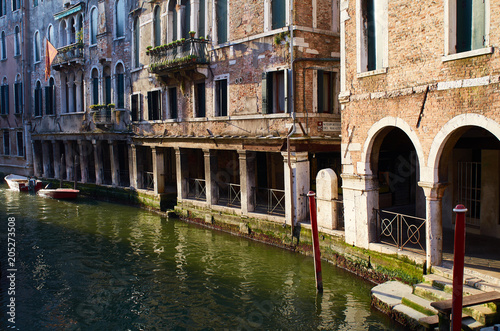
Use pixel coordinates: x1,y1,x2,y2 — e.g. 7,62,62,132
147,90,162,121
45,78,55,115
116,0,125,38
34,81,42,116
167,1,178,42
1,31,6,60
34,31,41,62
92,69,99,105
3,131,9,155
12,0,20,11
215,79,228,116
154,6,161,46
216,0,227,43
116,64,125,108
168,87,177,119
16,131,23,157
316,70,338,114
103,67,111,105
262,71,286,114
199,0,206,38
181,0,191,39
455,0,486,53
14,26,20,56
133,17,140,68
131,94,140,121
272,0,286,29
195,82,206,117
47,25,55,46
0,0,5,16
358,0,387,72
0,83,9,115
33,0,37,7
90,7,98,45
14,81,22,114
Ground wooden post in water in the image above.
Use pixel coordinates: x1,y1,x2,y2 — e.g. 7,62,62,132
307,191,323,293
73,155,77,189
60,154,64,188
452,204,467,331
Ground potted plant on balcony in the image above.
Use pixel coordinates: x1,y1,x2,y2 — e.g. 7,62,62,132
189,30,196,38
199,36,205,41
146,45,152,55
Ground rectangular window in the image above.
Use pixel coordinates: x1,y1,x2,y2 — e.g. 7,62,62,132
456,0,485,53
147,90,162,121
317,70,338,114
195,82,206,117
168,87,177,119
3,131,9,155
117,73,124,108
33,0,38,7
131,94,140,122
13,0,20,11
272,0,286,29
14,82,22,114
16,131,23,157
44,85,55,115
216,0,227,43
92,77,99,105
215,79,227,116
34,86,42,116
105,76,111,105
358,0,387,72
199,0,206,38
262,71,285,114
0,84,9,115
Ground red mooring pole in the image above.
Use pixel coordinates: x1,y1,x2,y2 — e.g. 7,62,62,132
307,191,323,293
452,204,467,331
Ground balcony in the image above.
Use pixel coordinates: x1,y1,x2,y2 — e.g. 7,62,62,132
52,42,84,70
90,105,113,126
147,38,210,80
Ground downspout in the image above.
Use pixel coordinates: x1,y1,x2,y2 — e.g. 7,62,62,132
287,0,296,242
22,1,32,172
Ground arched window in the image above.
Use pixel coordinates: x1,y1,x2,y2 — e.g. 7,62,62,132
14,26,20,56
13,0,20,11
153,6,161,47
45,77,55,115
1,31,6,60
133,18,140,68
115,63,125,109
116,0,125,38
59,20,67,48
47,24,56,46
34,31,41,62
92,68,99,105
90,7,98,45
1,77,9,115
181,0,190,39
103,67,111,105
167,0,177,42
14,75,22,114
34,81,42,116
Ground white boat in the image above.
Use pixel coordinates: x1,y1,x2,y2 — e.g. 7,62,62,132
4,174,42,192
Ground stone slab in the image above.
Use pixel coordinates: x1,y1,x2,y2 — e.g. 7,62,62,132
371,281,412,308
393,303,428,321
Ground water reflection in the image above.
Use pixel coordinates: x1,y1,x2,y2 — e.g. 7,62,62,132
0,186,403,330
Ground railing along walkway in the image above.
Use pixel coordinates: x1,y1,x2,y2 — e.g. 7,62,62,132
376,209,426,254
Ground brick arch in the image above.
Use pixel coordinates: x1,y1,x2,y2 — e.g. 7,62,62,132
426,114,500,183
360,117,425,176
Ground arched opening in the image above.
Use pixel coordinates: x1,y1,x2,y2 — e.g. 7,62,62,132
59,20,67,47
153,5,161,46
438,126,500,269
91,68,99,105
133,18,140,68
180,0,191,39
167,0,177,42
90,7,98,45
115,63,125,109
116,0,125,38
103,66,111,105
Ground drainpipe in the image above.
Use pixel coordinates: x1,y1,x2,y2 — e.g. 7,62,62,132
287,0,296,242
22,1,33,173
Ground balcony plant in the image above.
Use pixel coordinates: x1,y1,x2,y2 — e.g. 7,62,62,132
189,31,196,38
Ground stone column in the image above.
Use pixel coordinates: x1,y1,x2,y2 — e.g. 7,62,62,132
419,181,449,268
341,174,379,248
75,81,82,113
42,141,51,178
52,140,61,180
78,140,89,183
109,141,120,187
190,0,199,36
175,147,188,200
68,81,75,113
129,144,138,189
64,141,74,181
93,140,103,185
177,5,185,38
282,151,310,225
238,150,256,215
152,147,165,194
32,142,42,177
203,149,217,206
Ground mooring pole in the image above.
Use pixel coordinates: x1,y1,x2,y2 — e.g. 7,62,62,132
452,204,467,331
307,191,323,293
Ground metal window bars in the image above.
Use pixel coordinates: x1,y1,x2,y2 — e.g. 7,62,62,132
188,178,206,200
144,171,154,191
254,187,285,216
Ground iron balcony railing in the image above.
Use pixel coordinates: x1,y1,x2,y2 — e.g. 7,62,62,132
188,178,206,201
91,107,113,125
375,209,426,254
52,42,84,65
216,182,241,207
254,187,285,216
147,38,209,73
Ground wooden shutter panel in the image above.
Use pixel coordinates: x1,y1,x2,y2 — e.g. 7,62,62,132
262,72,268,114
471,0,485,50
272,0,286,29
317,70,324,113
45,86,51,115
131,94,138,122
147,91,153,121
4,85,9,115
117,73,124,108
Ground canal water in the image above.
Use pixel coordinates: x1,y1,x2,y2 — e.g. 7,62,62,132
0,186,405,330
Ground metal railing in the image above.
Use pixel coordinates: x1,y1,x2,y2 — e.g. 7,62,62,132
144,171,154,190
92,108,113,125
335,200,345,230
148,38,209,73
254,187,285,216
188,178,206,200
376,209,426,253
52,42,84,65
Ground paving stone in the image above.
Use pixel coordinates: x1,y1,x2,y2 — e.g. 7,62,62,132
371,281,412,308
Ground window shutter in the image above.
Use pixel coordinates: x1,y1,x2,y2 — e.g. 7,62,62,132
221,80,227,116
471,0,485,50
4,85,8,115
156,90,162,120
131,94,138,122
105,76,111,105
93,78,99,105
317,70,324,113
147,91,153,121
216,0,228,43
45,86,50,115
117,73,124,108
261,73,268,114
456,0,472,52
272,0,286,29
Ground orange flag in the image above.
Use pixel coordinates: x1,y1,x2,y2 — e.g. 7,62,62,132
45,39,58,81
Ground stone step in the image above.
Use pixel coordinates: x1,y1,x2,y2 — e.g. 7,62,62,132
392,303,428,330
433,264,500,288
462,317,485,331
402,293,438,316
413,284,499,325
424,274,486,296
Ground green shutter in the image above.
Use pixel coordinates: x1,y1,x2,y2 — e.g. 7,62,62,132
183,0,191,39
170,88,177,119
4,85,8,115
199,0,205,37
272,0,286,29
93,78,99,105
471,0,485,50
45,86,50,115
147,91,153,120
131,94,138,121
262,72,269,114
217,0,227,43
457,0,472,52
197,83,206,117
154,7,161,46
366,0,376,70
105,76,111,105
317,70,324,113
117,73,124,108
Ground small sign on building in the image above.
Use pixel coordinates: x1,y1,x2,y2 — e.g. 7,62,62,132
317,121,341,132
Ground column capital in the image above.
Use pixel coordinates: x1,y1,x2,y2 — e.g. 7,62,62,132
418,181,449,200
281,151,308,163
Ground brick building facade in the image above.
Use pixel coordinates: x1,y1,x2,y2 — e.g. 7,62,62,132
340,0,500,267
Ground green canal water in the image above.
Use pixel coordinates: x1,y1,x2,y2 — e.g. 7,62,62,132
0,186,406,330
